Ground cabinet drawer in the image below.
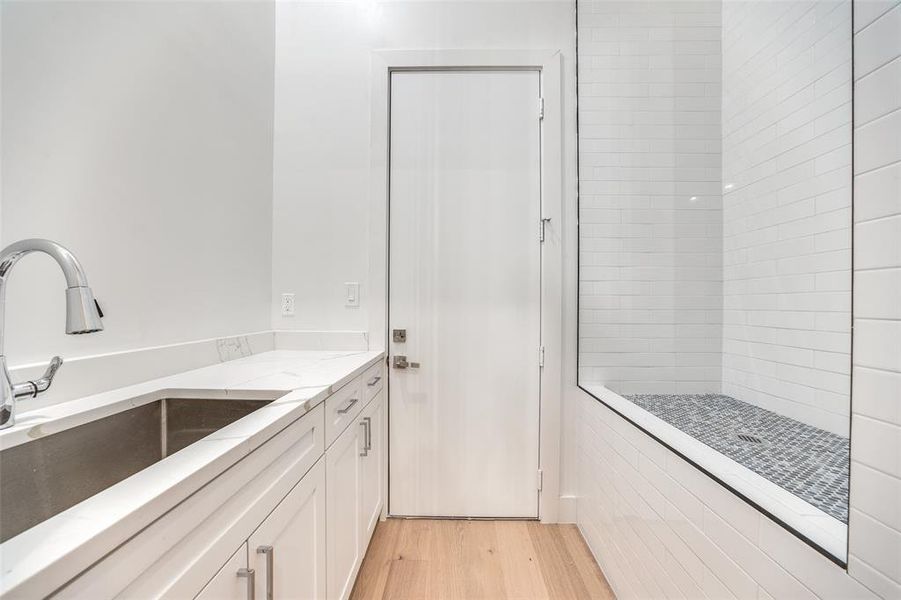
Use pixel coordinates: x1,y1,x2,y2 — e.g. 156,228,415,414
325,378,364,446
361,361,384,404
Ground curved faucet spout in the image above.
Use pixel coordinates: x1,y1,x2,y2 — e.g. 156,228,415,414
0,239,104,430
0,239,92,290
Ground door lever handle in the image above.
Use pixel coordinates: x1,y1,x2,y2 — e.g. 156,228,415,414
393,356,420,369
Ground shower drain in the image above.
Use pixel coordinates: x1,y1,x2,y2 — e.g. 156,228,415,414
737,433,764,444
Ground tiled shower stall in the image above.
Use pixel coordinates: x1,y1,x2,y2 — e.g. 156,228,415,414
575,0,901,596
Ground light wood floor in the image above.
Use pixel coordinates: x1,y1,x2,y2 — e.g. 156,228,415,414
349,519,616,600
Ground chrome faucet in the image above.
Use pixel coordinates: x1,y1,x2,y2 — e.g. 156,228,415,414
0,239,103,430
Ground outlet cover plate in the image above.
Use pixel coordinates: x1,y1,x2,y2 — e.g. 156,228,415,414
281,293,296,316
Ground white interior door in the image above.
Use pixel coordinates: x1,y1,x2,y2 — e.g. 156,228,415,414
388,69,542,518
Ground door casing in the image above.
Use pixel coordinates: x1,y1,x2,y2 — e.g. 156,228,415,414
368,50,565,522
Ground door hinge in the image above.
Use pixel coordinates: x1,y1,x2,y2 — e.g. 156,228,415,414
537,469,544,491
538,97,545,120
538,346,545,367
539,217,551,243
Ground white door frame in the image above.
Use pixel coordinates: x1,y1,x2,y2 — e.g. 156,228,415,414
368,49,564,522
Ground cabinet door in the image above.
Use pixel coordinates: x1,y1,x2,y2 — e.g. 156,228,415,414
326,418,363,600
359,390,384,543
249,457,326,600
195,543,250,600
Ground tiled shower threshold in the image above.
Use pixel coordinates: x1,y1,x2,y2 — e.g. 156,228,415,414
581,383,848,563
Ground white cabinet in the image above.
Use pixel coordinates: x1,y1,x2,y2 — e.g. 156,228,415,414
56,403,326,600
195,543,251,600
51,358,386,600
326,387,384,600
359,389,384,542
326,416,363,600
249,457,327,600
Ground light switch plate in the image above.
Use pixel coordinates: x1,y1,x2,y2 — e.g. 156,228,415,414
345,282,360,307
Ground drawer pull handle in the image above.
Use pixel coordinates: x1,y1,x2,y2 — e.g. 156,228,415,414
359,416,372,457
337,397,359,414
367,375,382,387
257,545,274,600
237,568,255,600
360,419,370,457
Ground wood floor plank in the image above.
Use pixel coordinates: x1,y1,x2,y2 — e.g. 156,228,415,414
559,524,616,600
382,559,430,600
494,521,550,599
428,520,467,600
350,520,401,600
460,521,507,599
527,522,591,600
350,519,615,600
393,518,434,561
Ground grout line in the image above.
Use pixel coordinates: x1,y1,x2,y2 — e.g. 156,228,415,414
854,105,901,130
849,459,901,483
853,1,901,36
851,413,901,432
854,210,901,226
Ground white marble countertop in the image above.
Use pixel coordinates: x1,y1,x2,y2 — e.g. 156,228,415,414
0,349,384,598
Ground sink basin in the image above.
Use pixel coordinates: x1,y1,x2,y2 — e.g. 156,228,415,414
0,394,280,543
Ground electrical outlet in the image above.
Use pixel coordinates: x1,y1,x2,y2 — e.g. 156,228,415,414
281,293,296,316
345,282,360,307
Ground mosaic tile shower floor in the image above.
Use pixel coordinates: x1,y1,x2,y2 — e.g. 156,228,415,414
623,393,849,523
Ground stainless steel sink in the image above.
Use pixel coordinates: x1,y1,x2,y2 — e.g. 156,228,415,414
0,394,280,543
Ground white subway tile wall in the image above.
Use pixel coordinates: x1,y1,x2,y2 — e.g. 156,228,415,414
575,0,901,596
849,0,901,595
577,0,856,435
577,0,725,394
720,0,853,436
576,392,875,599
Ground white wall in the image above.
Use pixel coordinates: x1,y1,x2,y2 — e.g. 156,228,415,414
0,0,276,366
577,0,724,395
572,0,901,597
721,0,853,436
270,0,578,347
848,0,901,595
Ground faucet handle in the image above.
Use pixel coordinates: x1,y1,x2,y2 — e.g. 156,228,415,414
11,356,64,400
43,356,63,382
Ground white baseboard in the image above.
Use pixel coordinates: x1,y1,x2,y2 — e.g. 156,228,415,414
558,494,578,523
